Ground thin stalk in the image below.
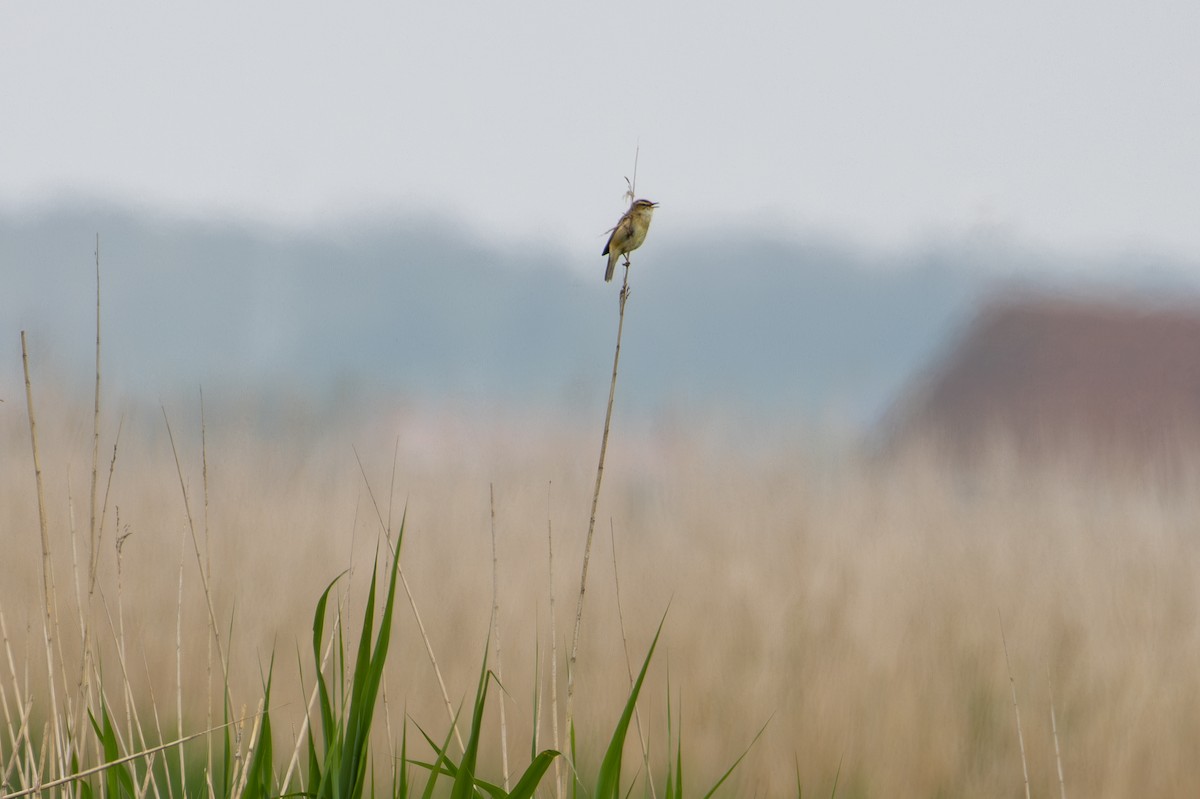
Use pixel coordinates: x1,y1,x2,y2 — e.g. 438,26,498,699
0,713,259,799
489,484,511,790
382,675,394,762
609,521,656,799
21,330,63,785
161,408,230,691
200,388,214,788
1,611,36,792
138,652,169,799
113,526,140,763
353,448,465,753
78,416,122,768
279,579,355,791
566,261,632,746
177,526,187,799
546,482,563,799
65,476,85,775
74,234,105,775
89,233,102,627
999,613,1031,799
1048,668,1067,799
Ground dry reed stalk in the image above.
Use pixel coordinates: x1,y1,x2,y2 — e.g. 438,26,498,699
200,388,215,785
353,448,465,753
162,404,242,797
89,234,102,633
229,703,246,797
64,478,86,773
1,611,35,792
545,483,563,799
80,418,123,721
176,527,187,799
162,409,231,690
139,650,174,799
382,675,395,759
72,235,107,771
402,543,465,749
20,330,65,785
609,522,657,799
34,723,49,791
566,159,643,776
279,585,356,790
101,538,166,799
566,253,633,751
0,713,259,799
137,750,157,799
1048,668,1067,799
114,521,136,754
531,625,543,758
0,650,18,787
96,421,121,583
231,697,267,799
999,613,1031,799
70,418,124,781
46,492,70,775
489,483,511,790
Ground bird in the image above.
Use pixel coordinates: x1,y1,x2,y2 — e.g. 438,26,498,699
602,199,658,282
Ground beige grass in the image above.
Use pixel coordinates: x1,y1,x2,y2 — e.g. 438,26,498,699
3,394,1200,797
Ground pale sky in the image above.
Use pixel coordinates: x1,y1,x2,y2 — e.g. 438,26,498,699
4,1,1199,266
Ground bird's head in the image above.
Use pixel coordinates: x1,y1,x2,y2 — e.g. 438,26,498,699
632,199,658,216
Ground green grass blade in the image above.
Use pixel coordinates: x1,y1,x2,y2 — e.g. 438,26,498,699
673,705,682,799
313,569,347,758
338,550,381,798
595,614,666,799
414,713,462,799
569,721,578,799
699,718,768,799
395,719,409,799
74,749,94,799
449,644,491,799
506,750,560,799
530,638,541,764
241,657,278,799
343,540,404,799
664,682,675,799
88,702,136,799
829,755,842,799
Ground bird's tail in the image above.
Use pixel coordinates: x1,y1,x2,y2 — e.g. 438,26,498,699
605,251,618,282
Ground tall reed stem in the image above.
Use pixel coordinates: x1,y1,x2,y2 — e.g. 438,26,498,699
21,331,63,779
566,262,632,753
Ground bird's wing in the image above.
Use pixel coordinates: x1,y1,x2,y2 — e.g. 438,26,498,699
601,225,617,255
602,212,633,255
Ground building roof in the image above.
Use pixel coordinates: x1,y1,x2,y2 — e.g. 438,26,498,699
887,293,1200,471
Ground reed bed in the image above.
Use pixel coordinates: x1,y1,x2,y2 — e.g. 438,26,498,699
3,395,1200,796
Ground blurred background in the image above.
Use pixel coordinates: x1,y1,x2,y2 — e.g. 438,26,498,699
4,3,1200,439
5,3,1200,796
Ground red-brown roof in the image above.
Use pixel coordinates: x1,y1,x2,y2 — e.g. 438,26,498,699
889,294,1200,470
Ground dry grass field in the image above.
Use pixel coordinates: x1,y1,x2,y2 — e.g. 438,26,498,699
3,392,1200,797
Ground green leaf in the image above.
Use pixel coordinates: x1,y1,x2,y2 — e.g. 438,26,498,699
241,656,278,799
699,718,768,798
449,645,491,799
88,702,136,799
414,712,461,799
506,750,561,799
595,614,666,799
